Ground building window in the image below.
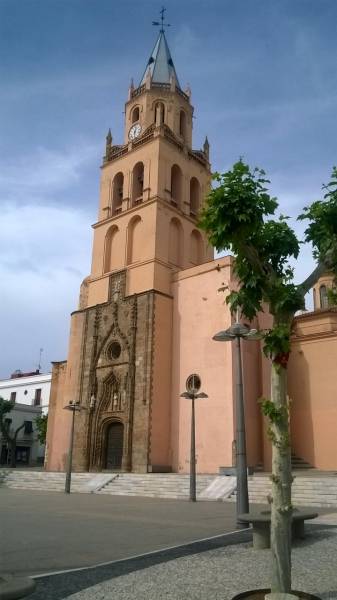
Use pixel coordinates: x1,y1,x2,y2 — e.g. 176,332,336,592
319,285,329,309
5,418,12,428
10,391,16,403
33,388,42,406
24,421,33,435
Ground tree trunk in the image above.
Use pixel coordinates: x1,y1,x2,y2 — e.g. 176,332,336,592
270,362,292,593
9,440,17,468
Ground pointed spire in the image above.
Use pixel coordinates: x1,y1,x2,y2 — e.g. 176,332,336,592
106,128,112,145
203,136,209,160
140,31,180,88
128,78,134,100
105,129,112,159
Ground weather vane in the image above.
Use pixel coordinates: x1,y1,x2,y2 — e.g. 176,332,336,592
152,6,171,33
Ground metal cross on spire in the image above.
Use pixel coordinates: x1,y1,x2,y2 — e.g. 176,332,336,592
152,6,171,33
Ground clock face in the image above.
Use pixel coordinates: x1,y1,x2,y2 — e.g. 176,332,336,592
129,123,142,140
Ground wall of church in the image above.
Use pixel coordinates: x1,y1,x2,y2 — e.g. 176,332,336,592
45,361,69,471
171,257,236,474
149,293,173,470
288,311,337,470
45,311,87,471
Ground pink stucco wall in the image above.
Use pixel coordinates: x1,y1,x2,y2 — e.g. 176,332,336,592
45,361,70,471
171,257,235,474
150,293,173,469
288,310,337,470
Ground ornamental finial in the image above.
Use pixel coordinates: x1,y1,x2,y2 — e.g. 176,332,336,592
152,7,171,33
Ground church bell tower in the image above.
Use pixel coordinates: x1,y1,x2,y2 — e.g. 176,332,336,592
46,24,213,475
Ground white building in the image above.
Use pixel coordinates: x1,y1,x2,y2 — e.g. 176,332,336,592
0,403,44,466
0,371,51,466
0,371,51,416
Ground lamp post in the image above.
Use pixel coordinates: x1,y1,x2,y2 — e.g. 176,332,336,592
64,401,81,494
180,374,208,502
213,313,261,528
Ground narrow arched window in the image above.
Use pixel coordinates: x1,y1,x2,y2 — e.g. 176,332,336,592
171,164,183,208
132,162,144,206
131,106,140,123
190,230,203,265
190,177,200,217
104,225,119,273
127,215,142,265
320,285,329,309
179,110,186,139
154,102,165,126
112,172,124,214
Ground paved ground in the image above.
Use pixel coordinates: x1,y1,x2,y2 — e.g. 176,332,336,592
0,488,239,576
3,489,337,600
30,518,337,600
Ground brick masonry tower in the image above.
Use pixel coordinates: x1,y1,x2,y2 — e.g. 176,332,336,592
45,27,213,474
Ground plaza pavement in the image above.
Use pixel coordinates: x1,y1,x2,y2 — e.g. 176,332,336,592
2,489,337,599
0,488,238,575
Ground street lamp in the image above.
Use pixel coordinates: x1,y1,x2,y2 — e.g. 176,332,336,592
63,400,81,494
180,374,208,502
213,313,261,528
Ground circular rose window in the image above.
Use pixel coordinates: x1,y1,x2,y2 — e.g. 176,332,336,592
108,341,121,360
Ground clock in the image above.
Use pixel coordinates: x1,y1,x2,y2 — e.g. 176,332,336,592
129,123,142,140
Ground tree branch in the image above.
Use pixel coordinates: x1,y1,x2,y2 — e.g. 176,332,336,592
298,261,330,296
14,423,25,442
239,242,274,279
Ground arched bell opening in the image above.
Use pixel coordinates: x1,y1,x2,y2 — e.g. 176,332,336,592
190,177,200,217
131,106,140,123
112,172,124,214
132,162,144,206
319,285,329,309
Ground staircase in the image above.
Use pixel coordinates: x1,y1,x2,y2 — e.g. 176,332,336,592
0,469,94,493
97,473,216,499
291,453,313,470
227,473,337,507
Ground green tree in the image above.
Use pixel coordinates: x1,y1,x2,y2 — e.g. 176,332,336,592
35,414,48,445
0,397,26,468
199,161,337,596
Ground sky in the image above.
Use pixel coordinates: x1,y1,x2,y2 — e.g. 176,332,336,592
1,0,337,378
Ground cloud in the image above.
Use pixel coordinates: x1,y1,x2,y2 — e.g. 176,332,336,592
0,143,100,203
0,202,92,378
0,141,97,377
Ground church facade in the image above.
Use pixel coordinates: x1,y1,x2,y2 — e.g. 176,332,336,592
45,30,337,475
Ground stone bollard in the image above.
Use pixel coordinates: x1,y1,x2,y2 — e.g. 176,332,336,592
0,574,36,600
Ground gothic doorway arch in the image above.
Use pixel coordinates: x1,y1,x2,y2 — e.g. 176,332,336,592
104,422,124,470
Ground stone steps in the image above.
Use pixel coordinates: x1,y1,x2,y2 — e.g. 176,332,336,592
0,469,93,493
291,453,313,470
227,475,337,507
98,474,216,499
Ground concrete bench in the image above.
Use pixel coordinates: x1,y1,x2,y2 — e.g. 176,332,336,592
238,509,318,549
